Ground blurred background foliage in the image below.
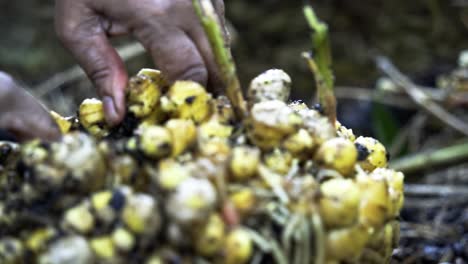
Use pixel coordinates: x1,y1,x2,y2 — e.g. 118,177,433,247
1,0,467,136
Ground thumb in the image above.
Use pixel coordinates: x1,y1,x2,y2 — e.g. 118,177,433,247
0,74,61,142
0,112,61,142
55,1,127,125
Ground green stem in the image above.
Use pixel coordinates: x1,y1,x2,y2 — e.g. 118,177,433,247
193,0,247,120
303,52,336,124
303,5,336,124
389,140,468,173
303,6,333,89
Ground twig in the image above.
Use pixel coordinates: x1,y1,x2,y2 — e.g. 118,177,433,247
193,0,247,120
382,74,468,107
337,85,468,108
388,124,410,157
399,222,458,241
335,86,415,109
388,114,417,157
404,184,468,197
376,56,468,136
388,112,427,157
408,113,428,153
303,5,336,124
403,197,466,209
389,140,468,172
408,86,451,102
34,42,145,98
424,162,468,185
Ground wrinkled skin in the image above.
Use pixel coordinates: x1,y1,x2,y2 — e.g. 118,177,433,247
0,0,225,140
55,0,226,125
0,72,61,141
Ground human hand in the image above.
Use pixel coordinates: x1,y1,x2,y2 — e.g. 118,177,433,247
0,72,61,141
55,0,226,125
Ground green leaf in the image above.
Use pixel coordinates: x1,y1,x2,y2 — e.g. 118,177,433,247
372,102,399,147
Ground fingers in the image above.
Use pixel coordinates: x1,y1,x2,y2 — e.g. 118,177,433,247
54,0,228,121
134,23,208,86
0,71,15,89
0,113,61,142
55,0,127,125
0,73,61,142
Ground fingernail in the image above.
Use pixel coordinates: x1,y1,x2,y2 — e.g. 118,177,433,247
103,96,119,125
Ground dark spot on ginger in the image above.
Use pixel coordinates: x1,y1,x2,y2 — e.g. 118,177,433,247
185,96,196,104
110,189,126,211
355,142,370,161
